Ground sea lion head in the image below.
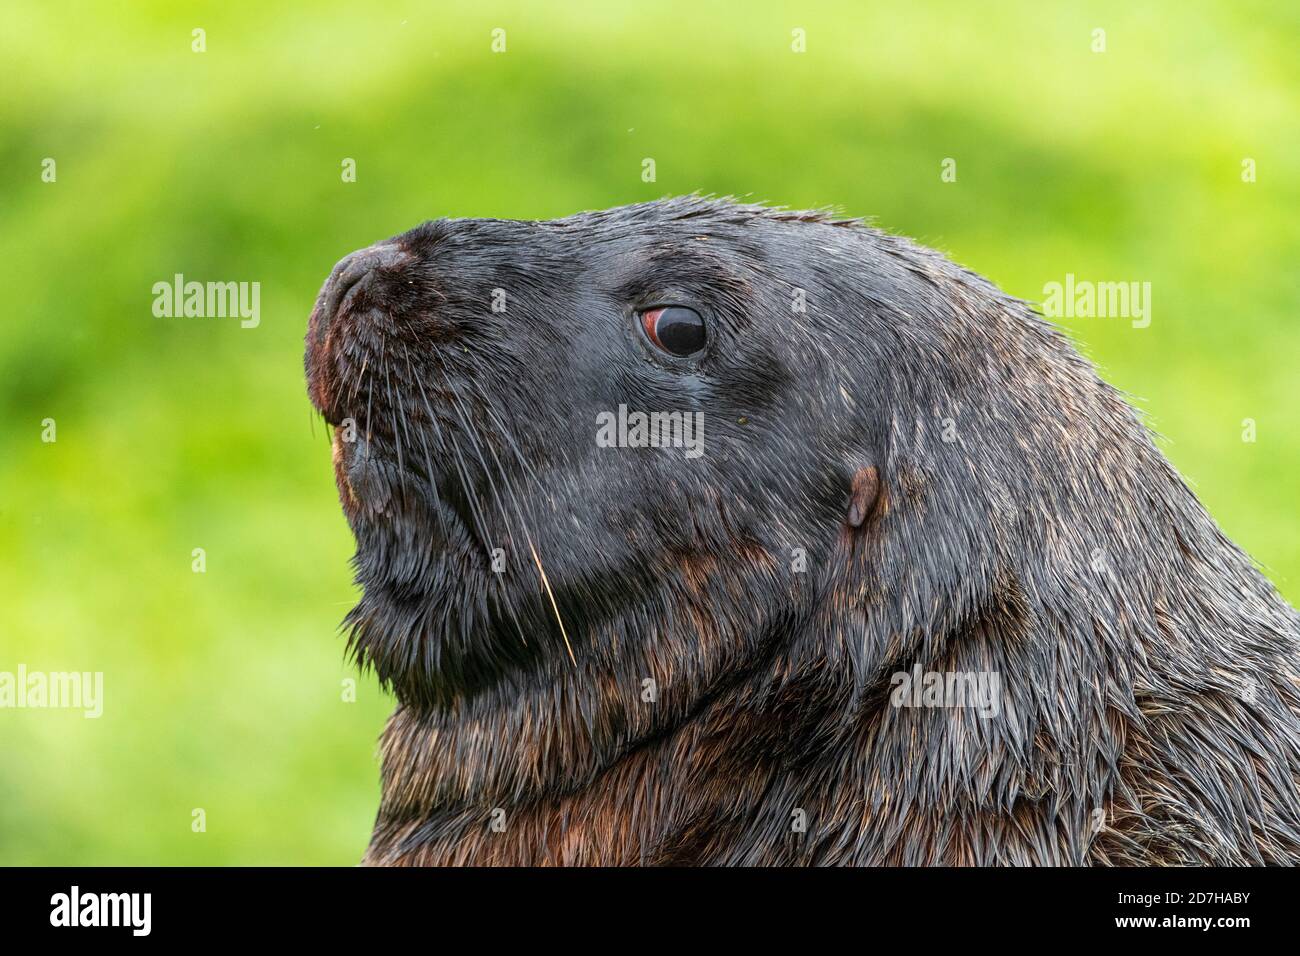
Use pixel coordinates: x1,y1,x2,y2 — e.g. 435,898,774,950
304,196,1086,714
305,198,904,705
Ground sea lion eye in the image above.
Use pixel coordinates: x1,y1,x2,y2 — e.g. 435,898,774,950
640,306,706,357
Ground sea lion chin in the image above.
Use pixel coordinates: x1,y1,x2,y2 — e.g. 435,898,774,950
305,196,1300,866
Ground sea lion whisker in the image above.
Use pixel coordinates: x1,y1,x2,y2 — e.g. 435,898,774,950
474,391,547,497
410,346,532,650
458,381,567,659
451,371,551,551
349,353,369,406
385,351,424,515
434,360,523,557
400,348,492,548
439,364,557,643
528,539,576,667
437,426,539,653
381,353,407,483
398,349,450,540
433,358,574,664
363,343,376,445
443,430,492,549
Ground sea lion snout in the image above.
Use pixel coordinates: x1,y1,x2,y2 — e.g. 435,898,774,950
304,241,422,427
309,242,416,349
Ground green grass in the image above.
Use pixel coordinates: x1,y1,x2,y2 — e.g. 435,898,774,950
1,0,1296,863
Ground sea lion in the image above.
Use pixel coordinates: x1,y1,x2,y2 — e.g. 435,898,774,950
305,196,1300,865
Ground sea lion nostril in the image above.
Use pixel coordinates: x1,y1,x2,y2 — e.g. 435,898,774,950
312,242,415,346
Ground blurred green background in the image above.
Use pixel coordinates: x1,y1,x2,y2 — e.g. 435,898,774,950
1,0,1296,864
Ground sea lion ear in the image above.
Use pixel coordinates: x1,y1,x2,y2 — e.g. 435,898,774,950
846,465,880,528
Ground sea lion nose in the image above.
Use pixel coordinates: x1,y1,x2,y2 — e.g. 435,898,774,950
310,242,414,347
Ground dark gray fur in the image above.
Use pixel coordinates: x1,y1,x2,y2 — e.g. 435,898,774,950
305,196,1300,865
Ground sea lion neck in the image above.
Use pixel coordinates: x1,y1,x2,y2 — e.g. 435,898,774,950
360,543,807,850
363,604,863,865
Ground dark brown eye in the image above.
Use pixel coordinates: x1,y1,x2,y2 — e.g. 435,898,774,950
640,306,706,357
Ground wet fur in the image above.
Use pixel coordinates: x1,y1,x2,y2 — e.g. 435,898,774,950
305,197,1300,865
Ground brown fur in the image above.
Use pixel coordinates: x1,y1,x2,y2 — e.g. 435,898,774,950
304,198,1300,866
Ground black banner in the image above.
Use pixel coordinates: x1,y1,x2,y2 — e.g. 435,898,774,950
0,866,1275,941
